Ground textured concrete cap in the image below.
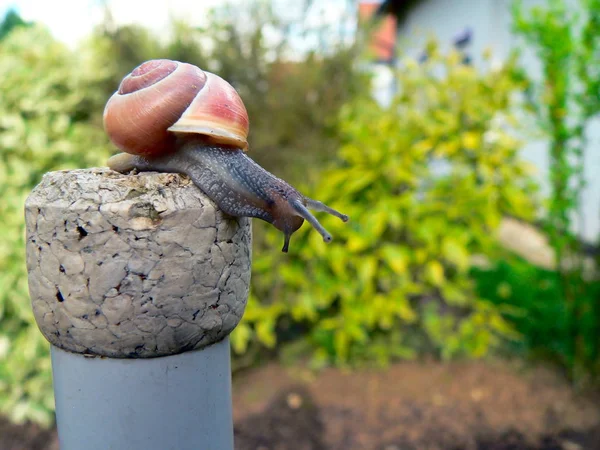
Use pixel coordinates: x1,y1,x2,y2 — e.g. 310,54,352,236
25,168,251,358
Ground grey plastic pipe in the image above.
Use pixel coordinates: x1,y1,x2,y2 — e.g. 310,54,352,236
25,168,252,450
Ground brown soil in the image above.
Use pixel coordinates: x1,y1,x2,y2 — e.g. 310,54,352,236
2,360,600,450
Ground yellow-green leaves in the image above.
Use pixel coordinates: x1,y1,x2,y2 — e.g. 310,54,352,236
238,41,538,367
425,260,446,286
442,238,471,272
381,246,409,275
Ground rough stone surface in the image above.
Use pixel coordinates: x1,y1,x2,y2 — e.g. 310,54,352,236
25,168,251,358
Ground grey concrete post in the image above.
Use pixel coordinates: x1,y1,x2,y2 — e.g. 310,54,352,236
25,168,252,450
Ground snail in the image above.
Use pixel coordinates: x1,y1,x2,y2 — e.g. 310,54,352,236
103,59,348,252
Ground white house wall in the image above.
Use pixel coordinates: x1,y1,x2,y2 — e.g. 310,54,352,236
389,0,599,243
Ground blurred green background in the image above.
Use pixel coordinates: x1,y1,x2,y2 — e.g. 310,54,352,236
0,0,599,428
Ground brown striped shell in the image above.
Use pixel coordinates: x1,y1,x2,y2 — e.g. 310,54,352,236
103,59,249,157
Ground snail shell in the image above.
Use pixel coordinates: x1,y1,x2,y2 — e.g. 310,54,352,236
103,59,249,157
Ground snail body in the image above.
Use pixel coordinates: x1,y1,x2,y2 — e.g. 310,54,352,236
104,59,347,252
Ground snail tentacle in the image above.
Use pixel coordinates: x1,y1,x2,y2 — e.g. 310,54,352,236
305,199,349,222
290,199,333,243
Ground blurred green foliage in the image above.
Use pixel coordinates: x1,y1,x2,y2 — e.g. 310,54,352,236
512,0,600,379
473,258,600,375
0,26,113,425
232,44,540,367
0,8,31,40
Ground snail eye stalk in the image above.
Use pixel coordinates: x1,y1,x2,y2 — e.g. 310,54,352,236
290,199,333,243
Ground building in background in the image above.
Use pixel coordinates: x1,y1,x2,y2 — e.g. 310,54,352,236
359,0,599,243
358,1,397,63
358,1,397,105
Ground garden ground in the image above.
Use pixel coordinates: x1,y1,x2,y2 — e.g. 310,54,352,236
2,359,599,450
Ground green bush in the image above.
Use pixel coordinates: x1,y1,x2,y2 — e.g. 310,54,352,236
512,0,600,379
473,257,600,375
0,26,113,425
232,44,540,366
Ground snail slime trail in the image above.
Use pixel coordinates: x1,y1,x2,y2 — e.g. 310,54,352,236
104,59,348,252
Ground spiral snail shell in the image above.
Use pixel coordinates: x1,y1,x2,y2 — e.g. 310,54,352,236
104,59,348,252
